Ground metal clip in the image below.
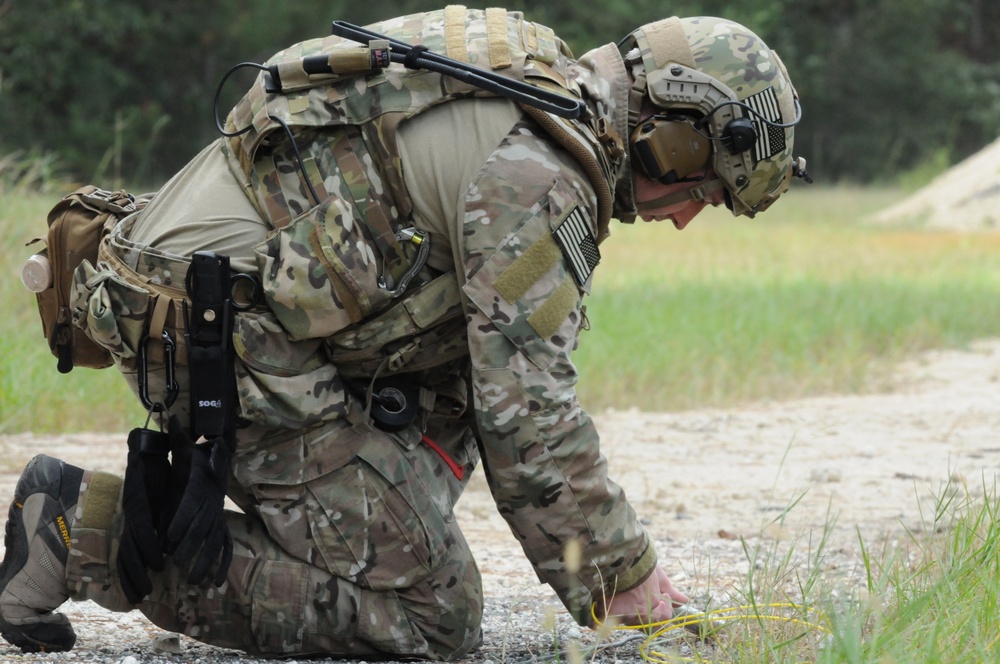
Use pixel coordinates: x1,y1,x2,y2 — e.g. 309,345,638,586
137,330,179,412
378,228,430,298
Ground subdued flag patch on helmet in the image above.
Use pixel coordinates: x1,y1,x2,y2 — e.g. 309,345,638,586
553,207,600,287
743,86,785,163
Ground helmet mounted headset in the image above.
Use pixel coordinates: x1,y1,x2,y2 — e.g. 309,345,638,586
619,17,809,218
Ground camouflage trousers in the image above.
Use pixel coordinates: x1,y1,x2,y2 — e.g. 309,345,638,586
66,377,484,659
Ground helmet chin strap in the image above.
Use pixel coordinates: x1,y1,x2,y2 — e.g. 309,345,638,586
636,177,725,212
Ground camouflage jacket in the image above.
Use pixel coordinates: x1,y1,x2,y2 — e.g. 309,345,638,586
225,6,655,624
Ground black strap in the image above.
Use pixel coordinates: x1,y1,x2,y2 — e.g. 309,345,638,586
403,45,429,70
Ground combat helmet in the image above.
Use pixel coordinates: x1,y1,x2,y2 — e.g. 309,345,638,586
620,16,808,217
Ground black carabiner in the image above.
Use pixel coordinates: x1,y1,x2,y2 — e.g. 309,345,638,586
137,330,179,412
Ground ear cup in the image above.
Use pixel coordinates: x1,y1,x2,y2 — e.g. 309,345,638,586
630,116,712,184
722,117,757,155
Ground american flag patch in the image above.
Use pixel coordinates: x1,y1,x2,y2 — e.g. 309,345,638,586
743,86,786,163
553,207,600,286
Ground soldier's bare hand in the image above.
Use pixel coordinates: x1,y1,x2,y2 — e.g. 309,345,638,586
597,564,690,626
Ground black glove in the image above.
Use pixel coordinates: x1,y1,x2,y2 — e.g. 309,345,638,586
117,427,170,604
166,427,233,587
159,416,193,547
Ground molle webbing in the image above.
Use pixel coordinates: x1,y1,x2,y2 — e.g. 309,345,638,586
225,6,578,189
444,5,514,70
99,230,190,365
226,6,606,245
307,225,366,325
250,125,410,284
333,126,408,278
326,272,467,378
523,20,538,52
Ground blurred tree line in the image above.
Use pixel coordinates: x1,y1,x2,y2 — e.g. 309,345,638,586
1,0,998,189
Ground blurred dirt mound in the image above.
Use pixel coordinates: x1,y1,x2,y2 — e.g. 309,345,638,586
873,136,1000,230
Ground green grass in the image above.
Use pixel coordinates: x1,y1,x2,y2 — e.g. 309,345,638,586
706,482,1000,663
576,186,1000,411
4,186,1000,432
0,193,145,433
550,479,1000,663
4,188,1000,661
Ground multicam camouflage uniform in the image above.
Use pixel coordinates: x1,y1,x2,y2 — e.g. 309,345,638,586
66,6,658,659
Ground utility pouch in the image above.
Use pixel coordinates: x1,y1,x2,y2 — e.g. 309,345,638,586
26,186,145,373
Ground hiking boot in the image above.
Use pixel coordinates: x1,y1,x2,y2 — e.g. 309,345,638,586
0,455,83,653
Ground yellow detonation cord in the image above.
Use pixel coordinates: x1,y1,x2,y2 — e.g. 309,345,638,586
590,602,831,663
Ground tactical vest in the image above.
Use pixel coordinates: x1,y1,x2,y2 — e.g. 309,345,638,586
223,5,624,379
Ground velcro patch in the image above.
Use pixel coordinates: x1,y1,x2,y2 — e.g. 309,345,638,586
494,233,562,304
553,207,600,287
527,275,578,339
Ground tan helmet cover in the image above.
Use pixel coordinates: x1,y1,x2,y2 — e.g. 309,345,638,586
623,16,800,217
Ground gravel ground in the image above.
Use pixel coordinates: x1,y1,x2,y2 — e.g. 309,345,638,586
4,340,1000,663
0,440,708,664
0,594,678,664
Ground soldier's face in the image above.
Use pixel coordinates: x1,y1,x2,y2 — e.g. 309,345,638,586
633,166,726,229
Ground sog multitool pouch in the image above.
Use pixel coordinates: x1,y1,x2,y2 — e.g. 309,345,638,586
26,186,147,373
